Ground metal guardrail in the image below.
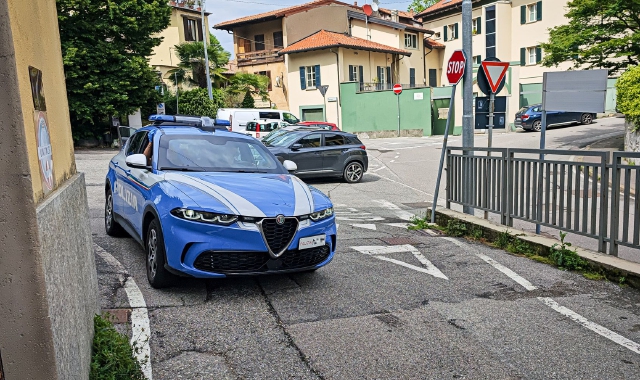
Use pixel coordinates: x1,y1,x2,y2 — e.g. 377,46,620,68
445,147,640,255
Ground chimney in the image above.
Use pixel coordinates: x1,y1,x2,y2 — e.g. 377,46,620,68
353,1,357,6
391,9,399,23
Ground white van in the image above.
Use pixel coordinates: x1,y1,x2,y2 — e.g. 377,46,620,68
218,108,300,133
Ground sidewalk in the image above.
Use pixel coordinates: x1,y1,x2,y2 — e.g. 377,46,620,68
578,133,636,193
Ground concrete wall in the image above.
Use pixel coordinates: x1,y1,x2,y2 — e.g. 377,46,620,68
284,4,349,45
340,82,432,137
625,120,640,153
0,0,98,378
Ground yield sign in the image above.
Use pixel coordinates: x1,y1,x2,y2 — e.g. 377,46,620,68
481,61,510,93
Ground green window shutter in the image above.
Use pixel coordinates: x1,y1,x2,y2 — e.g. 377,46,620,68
444,26,448,42
454,23,459,39
314,65,321,87
386,67,391,84
358,66,364,84
536,1,542,21
536,46,542,63
477,17,481,34
520,48,526,66
300,67,306,90
348,65,354,81
521,5,526,24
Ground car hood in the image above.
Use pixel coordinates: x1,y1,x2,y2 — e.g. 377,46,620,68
164,172,331,217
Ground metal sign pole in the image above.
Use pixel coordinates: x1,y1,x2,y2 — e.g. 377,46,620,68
484,91,495,220
431,84,457,223
397,93,401,137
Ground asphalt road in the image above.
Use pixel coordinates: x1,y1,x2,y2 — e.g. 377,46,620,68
77,117,640,379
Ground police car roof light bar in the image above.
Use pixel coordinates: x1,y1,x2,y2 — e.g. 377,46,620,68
148,114,227,131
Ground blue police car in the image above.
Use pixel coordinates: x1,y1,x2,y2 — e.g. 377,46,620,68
105,115,337,288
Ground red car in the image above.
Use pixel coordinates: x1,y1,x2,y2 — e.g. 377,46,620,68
297,121,340,131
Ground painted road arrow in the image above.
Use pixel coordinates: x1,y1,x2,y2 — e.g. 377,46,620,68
352,244,448,280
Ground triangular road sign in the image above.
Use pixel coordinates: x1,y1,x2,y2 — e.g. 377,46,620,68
481,61,510,93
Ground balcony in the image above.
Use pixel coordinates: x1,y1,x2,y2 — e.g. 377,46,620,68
237,49,283,67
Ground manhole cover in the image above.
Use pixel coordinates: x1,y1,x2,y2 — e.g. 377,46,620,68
381,237,420,245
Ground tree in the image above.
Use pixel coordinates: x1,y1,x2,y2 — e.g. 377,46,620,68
241,91,255,108
168,34,231,89
57,0,171,139
175,88,225,117
227,73,270,101
616,65,640,129
541,0,640,74
407,0,437,13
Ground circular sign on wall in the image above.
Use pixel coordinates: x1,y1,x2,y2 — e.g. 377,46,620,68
393,84,403,95
36,111,54,191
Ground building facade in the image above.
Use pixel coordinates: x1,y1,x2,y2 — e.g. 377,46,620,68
215,0,432,126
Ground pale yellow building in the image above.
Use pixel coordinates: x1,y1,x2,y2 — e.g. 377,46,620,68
214,0,433,122
150,2,211,87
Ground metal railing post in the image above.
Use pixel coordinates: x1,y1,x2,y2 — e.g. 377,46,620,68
609,153,620,256
506,149,514,227
599,152,610,253
501,150,508,225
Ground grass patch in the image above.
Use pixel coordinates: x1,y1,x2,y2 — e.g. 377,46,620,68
549,232,589,271
583,272,606,281
409,214,431,230
90,314,145,380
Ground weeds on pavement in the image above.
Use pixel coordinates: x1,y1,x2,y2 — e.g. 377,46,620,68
90,314,145,380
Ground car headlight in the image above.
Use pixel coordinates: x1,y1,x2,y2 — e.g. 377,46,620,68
303,207,334,222
171,208,238,225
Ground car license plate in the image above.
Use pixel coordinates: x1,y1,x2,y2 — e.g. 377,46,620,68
299,234,325,250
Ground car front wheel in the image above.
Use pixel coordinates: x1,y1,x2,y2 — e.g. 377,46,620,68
146,219,174,288
532,120,542,132
343,162,364,183
581,113,593,125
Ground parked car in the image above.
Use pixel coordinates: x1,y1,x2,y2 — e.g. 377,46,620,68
217,108,300,133
515,104,595,132
264,130,368,183
105,114,337,288
297,121,340,131
245,120,289,139
261,125,325,146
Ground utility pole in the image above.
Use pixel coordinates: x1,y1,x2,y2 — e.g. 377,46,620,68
462,0,474,215
201,0,213,100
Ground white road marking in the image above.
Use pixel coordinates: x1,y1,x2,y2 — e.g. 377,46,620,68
337,216,386,221
373,200,401,210
352,245,448,280
123,278,153,379
372,166,388,172
444,237,537,290
424,229,439,236
386,223,410,229
538,297,640,354
444,237,640,355
390,160,396,163
351,223,377,230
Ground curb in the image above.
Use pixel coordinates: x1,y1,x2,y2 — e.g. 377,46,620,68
427,208,640,289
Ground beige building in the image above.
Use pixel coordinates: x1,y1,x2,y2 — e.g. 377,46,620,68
215,0,433,122
417,0,579,126
150,2,211,87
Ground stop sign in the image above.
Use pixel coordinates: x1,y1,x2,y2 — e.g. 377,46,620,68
446,50,467,85
393,84,402,95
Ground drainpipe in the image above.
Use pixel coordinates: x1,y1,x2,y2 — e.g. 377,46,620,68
330,48,341,130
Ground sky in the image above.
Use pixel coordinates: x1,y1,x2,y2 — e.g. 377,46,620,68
206,0,417,56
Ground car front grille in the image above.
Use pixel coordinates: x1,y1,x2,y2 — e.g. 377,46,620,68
260,217,298,254
193,245,331,274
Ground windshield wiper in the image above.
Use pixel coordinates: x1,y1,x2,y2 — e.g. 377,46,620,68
161,167,206,172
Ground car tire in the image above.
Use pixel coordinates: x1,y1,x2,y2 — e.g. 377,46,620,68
105,189,126,237
581,113,593,125
146,219,174,289
343,161,364,183
532,120,542,132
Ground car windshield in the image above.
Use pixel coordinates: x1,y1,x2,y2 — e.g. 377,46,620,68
264,131,306,147
157,134,285,174
283,112,300,124
262,128,290,144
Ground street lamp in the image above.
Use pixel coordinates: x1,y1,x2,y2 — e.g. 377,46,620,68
200,0,213,100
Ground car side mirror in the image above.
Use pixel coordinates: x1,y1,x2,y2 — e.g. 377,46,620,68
291,143,302,151
125,154,150,169
283,160,297,172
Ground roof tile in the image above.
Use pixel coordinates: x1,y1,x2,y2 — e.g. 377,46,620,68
279,30,411,56
416,0,464,18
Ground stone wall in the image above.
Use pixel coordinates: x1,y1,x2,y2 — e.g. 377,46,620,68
36,173,99,380
625,119,640,152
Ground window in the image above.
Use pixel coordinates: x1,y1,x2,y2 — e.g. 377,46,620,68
521,46,542,65
410,68,416,87
259,111,280,119
445,24,458,41
283,112,300,124
298,134,322,148
256,71,272,91
352,65,358,82
473,55,481,64
254,34,265,51
428,69,437,87
324,134,345,146
404,32,418,49
348,65,363,83
306,66,316,88
485,5,496,58
273,31,283,49
528,47,536,64
521,2,542,24
126,132,148,156
472,17,482,35
183,18,201,42
434,32,441,39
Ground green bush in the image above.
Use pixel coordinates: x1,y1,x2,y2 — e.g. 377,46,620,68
173,88,224,118
549,232,588,271
90,314,145,380
444,219,467,237
241,90,255,108
616,65,640,131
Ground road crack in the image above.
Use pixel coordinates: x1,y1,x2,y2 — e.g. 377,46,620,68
257,280,325,380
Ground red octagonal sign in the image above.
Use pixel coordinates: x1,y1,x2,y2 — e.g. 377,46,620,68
447,50,467,85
